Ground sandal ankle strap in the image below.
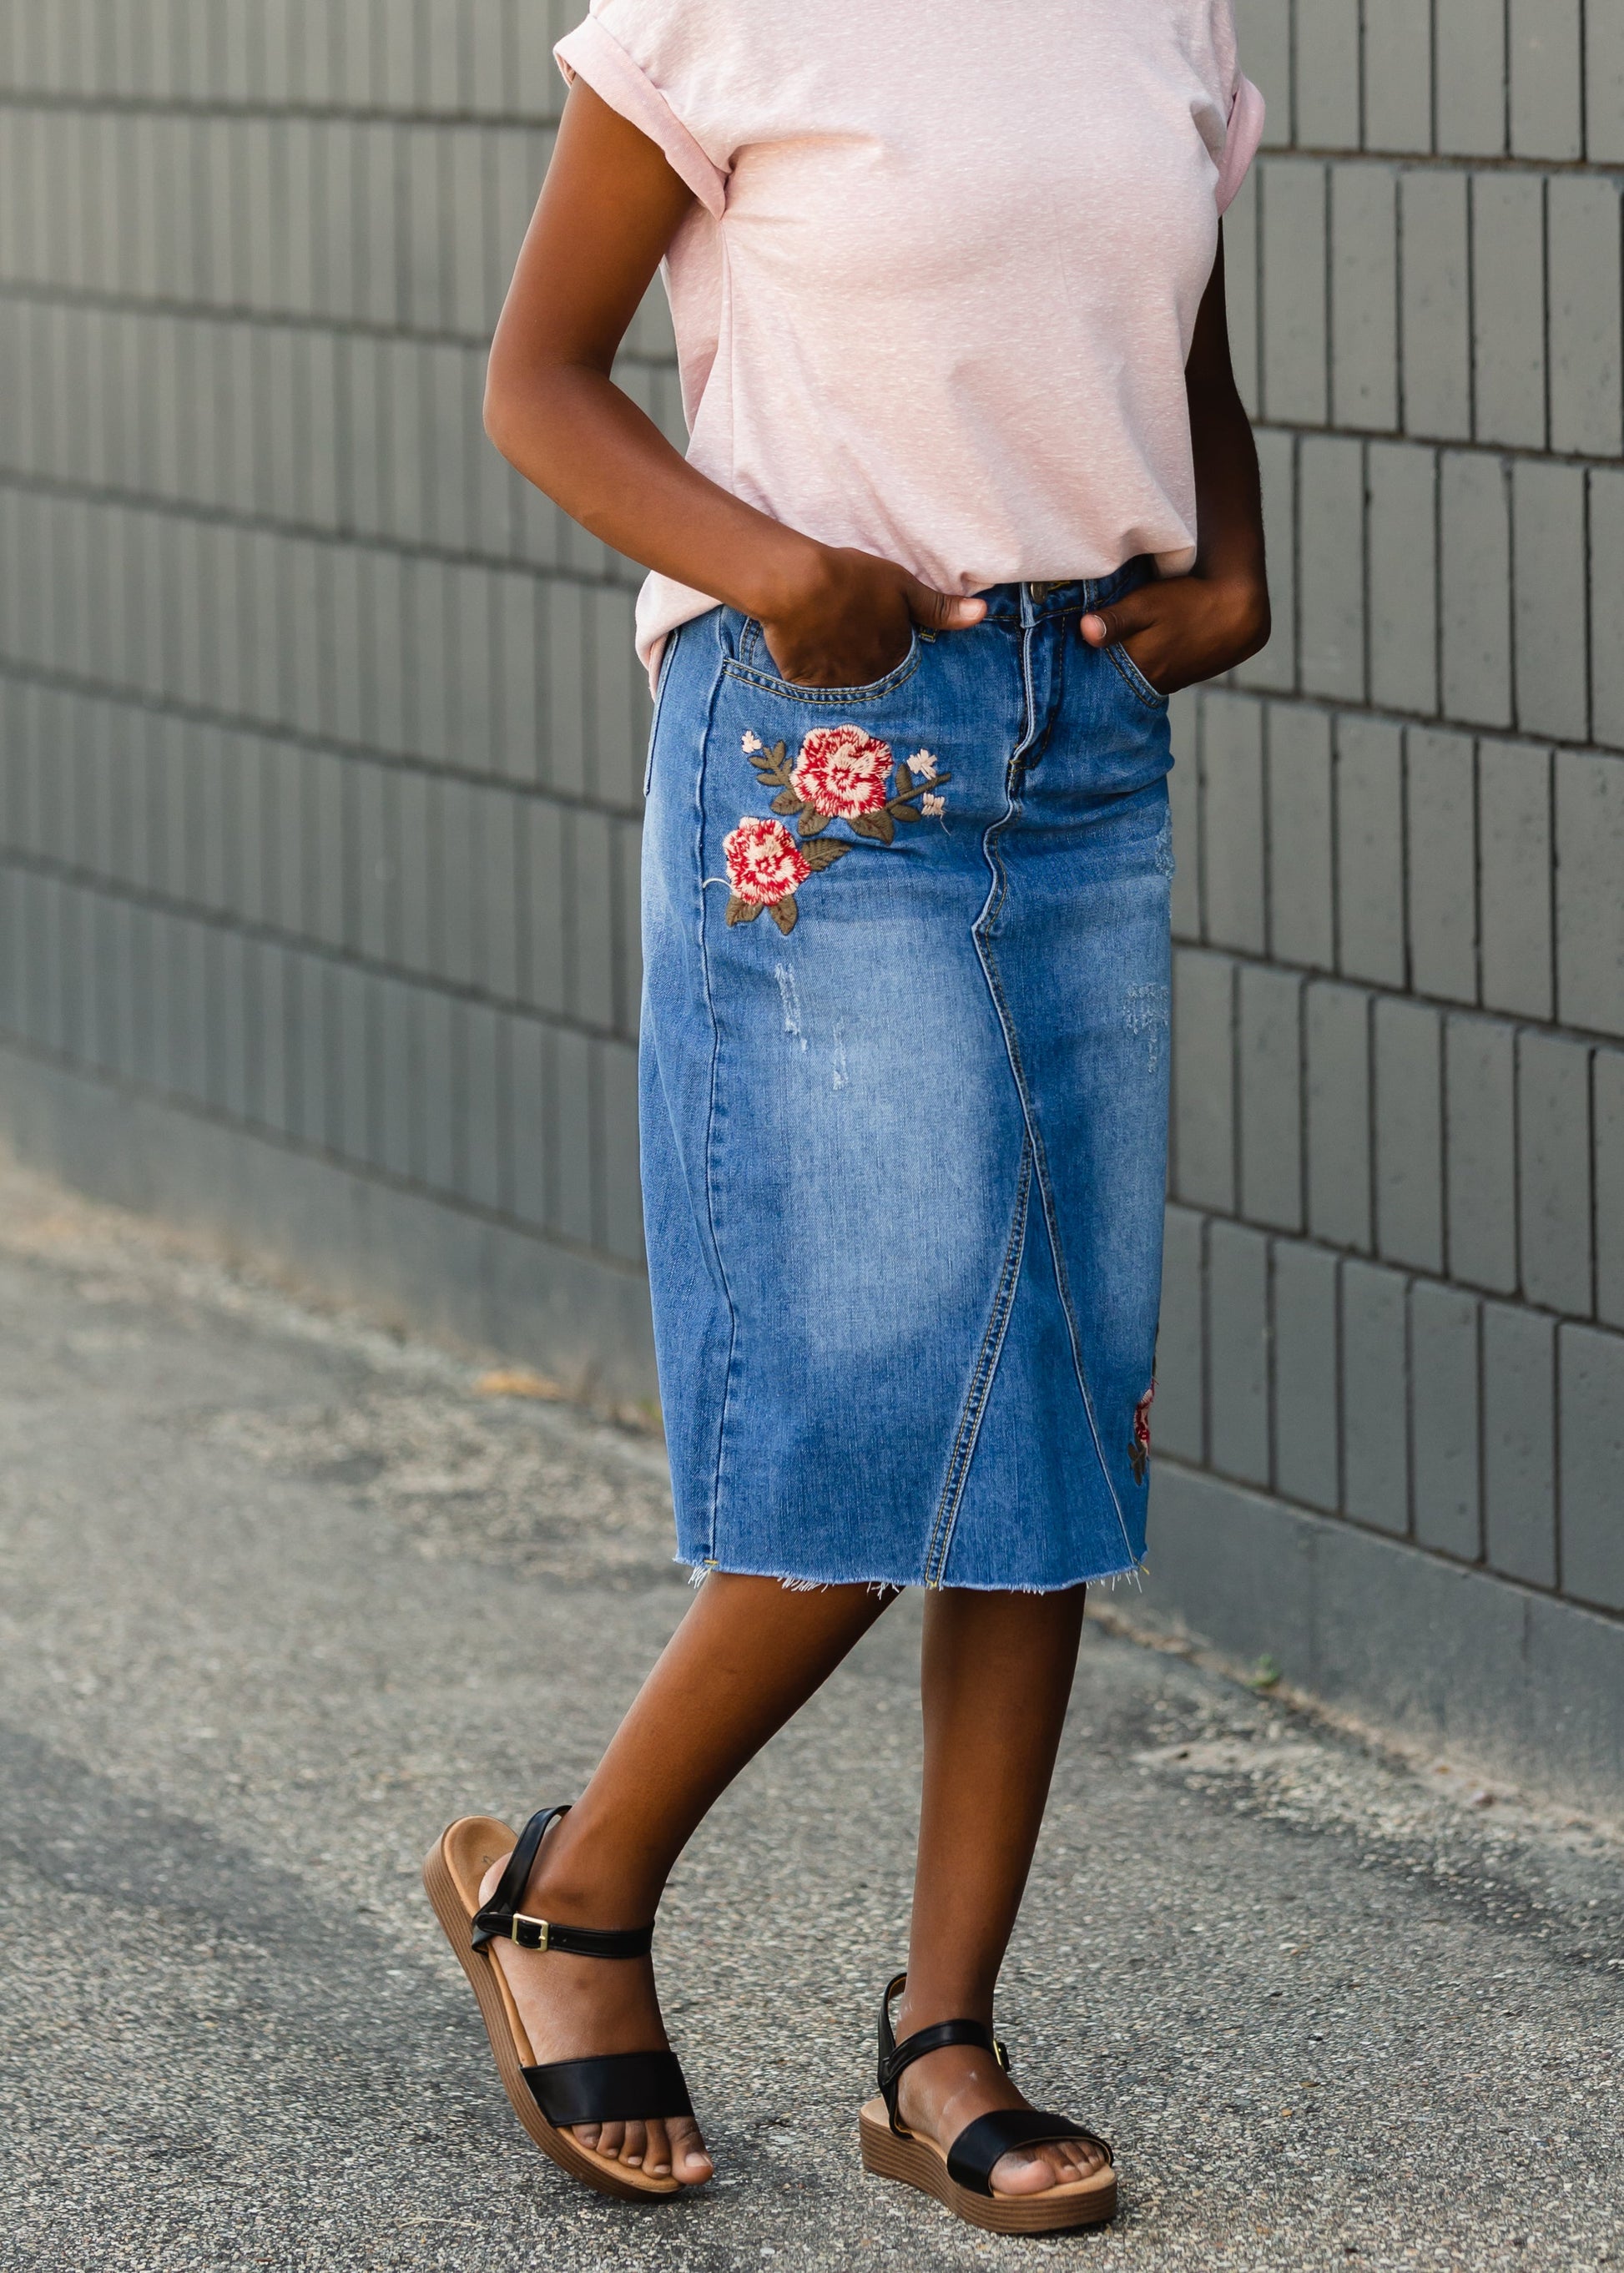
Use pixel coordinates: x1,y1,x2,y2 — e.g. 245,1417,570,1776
470,1804,656,1958
876,1971,1009,2129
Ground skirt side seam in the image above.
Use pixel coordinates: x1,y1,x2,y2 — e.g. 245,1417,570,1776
693,623,738,1569
921,1128,1034,1589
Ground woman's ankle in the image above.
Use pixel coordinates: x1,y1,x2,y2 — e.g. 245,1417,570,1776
522,1810,666,1928
895,1977,997,2039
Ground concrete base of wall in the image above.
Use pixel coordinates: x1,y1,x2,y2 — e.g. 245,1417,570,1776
1139,1462,1623,1819
3,1041,1618,1816
0,1042,658,1404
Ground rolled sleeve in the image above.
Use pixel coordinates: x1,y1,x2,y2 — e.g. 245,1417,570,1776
1214,73,1265,214
555,11,729,218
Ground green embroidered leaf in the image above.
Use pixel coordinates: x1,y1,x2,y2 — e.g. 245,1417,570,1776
768,895,799,935
800,838,850,870
725,894,764,925
890,800,924,824
770,789,800,814
895,761,914,795
798,807,830,837
851,814,885,841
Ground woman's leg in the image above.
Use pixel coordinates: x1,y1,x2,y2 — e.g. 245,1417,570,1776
482,1571,896,2182
890,1584,1105,2196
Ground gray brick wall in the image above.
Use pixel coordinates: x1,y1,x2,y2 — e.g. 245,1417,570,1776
0,5,1619,1760
1157,0,1624,1656
0,2,678,1312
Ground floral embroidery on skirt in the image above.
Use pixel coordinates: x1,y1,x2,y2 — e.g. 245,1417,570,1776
1129,1379,1156,1485
724,725,952,933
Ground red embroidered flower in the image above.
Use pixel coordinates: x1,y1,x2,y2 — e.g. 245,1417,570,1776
790,724,895,819
1130,1381,1155,1484
724,815,811,905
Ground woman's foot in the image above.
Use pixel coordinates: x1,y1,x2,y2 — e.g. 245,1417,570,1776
889,1994,1107,2196
477,1837,712,2185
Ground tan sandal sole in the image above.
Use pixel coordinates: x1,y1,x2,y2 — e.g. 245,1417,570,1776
859,2097,1117,2233
424,1816,683,2202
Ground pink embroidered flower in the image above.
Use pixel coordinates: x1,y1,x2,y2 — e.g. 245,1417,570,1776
790,724,895,819
1130,1380,1155,1484
724,816,810,905
921,792,946,818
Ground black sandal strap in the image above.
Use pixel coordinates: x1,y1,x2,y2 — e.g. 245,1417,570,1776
525,2049,693,2128
875,1973,1009,2132
470,1805,655,1958
946,2108,1115,2197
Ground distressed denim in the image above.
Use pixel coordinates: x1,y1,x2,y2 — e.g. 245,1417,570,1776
640,562,1173,1590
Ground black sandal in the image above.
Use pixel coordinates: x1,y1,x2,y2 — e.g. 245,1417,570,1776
858,1971,1117,2232
423,1805,698,2201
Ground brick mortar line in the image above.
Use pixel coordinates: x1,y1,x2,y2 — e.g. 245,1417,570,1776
0,91,565,129
0,362,1604,473
1199,679,1624,770
0,276,679,361
0,843,640,1056
1151,1448,1624,1630
1256,144,1624,179
1163,1192,1624,1346
1169,926,1624,1058
0,1021,650,1285
1,452,1614,592
1250,421,1624,476
1,88,1620,177
0,659,649,828
0,465,651,595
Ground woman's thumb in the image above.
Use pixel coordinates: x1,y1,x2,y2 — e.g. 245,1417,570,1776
907,577,987,632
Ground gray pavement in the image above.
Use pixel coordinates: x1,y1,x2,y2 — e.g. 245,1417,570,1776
0,1152,1619,2273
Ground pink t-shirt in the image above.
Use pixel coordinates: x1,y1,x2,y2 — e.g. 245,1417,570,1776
555,2,1264,683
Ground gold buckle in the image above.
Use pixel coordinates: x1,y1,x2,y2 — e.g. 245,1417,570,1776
511,1913,550,1950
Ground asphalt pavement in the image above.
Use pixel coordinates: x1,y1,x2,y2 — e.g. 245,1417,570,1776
0,1150,1618,2273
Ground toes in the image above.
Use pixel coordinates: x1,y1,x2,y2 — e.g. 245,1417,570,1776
991,2142,1097,2195
619,2119,649,2167
642,2119,672,2176
572,2122,602,2153
592,2119,626,2160
477,1851,515,1907
989,2150,1056,2196
669,2118,714,2183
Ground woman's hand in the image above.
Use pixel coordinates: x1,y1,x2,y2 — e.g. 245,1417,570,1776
1079,569,1268,698
754,544,986,687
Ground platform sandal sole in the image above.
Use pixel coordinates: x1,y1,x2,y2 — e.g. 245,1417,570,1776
860,2099,1117,2233
423,1817,682,2202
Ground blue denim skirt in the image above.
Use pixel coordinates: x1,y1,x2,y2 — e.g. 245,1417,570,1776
640,562,1173,1592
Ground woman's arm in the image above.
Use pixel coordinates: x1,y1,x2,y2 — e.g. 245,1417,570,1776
484,82,984,684
1078,231,1271,692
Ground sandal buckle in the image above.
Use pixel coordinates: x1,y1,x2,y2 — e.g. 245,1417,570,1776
510,1913,549,1951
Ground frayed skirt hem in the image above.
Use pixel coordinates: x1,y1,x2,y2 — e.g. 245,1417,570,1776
675,1550,1148,1595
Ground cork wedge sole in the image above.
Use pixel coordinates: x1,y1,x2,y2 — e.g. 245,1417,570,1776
423,1816,683,2203
859,2099,1117,2234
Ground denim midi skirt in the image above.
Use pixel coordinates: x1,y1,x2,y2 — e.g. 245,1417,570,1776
640,563,1173,1592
